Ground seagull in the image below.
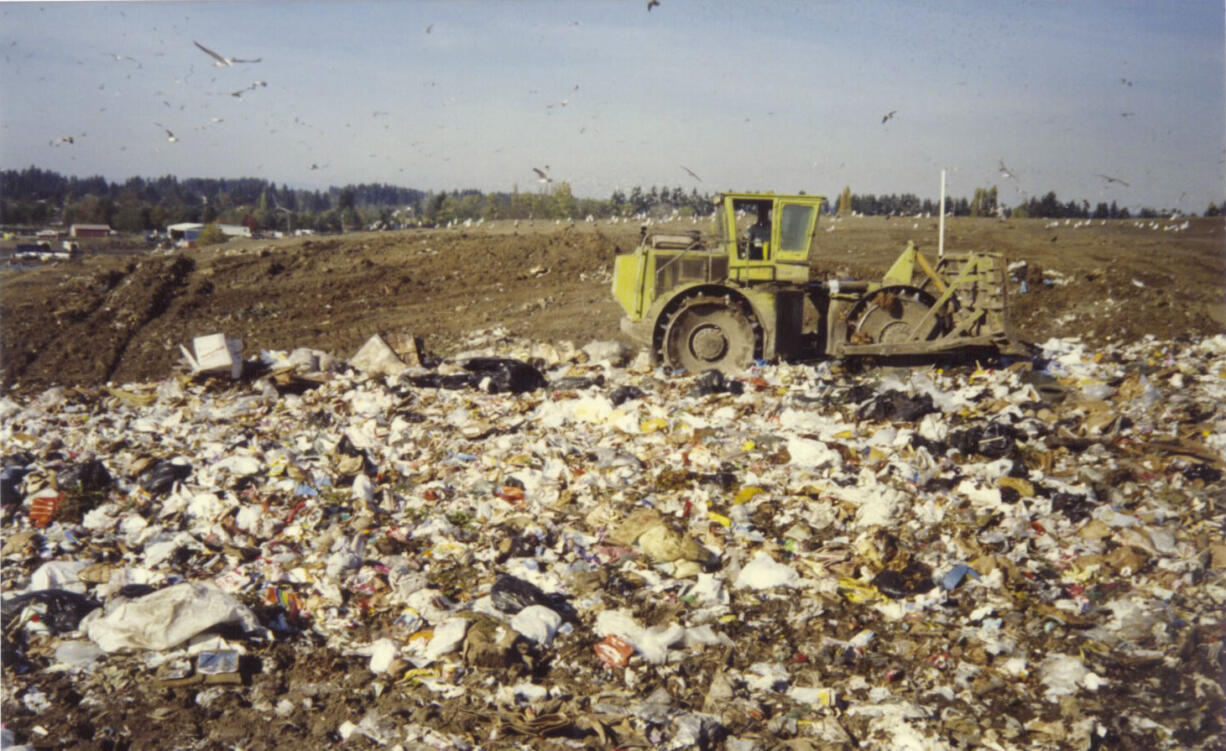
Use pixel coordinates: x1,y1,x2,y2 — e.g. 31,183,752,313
1120,77,1133,87
1097,174,1130,187
228,80,266,97
648,0,660,10
532,167,552,184
107,53,141,67
998,159,1018,181
49,135,74,146
680,165,702,182
309,163,328,170
155,123,177,142
425,23,433,33
881,110,897,124
193,40,261,67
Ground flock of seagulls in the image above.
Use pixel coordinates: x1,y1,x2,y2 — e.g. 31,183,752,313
35,13,1163,207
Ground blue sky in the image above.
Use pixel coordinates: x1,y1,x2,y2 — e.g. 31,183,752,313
1,0,1222,212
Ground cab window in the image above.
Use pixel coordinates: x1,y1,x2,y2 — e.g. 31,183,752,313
778,204,815,252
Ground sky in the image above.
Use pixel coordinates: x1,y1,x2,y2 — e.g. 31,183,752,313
1,0,1223,213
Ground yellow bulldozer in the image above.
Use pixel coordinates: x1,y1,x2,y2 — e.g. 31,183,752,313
612,191,1024,373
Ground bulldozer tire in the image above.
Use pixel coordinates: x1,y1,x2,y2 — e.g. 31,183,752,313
846,286,946,345
660,294,757,374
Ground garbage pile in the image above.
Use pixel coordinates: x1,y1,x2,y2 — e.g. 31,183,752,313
3,328,1224,750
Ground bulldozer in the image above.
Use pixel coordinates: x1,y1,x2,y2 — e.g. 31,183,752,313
611,191,1024,373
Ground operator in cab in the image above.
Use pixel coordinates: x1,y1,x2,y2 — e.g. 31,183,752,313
747,203,771,260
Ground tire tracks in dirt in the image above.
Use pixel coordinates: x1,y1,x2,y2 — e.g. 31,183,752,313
22,256,195,387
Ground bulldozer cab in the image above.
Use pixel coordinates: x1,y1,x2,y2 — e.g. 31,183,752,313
718,193,822,285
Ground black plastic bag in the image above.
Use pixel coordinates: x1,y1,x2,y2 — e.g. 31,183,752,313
551,376,599,390
949,422,1017,458
610,385,646,406
1,589,100,634
59,458,113,493
490,574,577,622
139,459,192,495
463,358,547,394
0,465,29,506
490,574,551,614
871,560,936,599
858,390,937,422
690,369,744,397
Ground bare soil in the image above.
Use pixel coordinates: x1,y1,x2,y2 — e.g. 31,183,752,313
2,215,1224,393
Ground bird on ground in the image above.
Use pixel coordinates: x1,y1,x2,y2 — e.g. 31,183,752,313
155,124,178,142
532,167,552,184
1097,174,1130,187
680,165,702,182
881,110,897,124
998,159,1018,181
193,40,261,67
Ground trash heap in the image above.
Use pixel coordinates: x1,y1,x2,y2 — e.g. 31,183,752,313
2,329,1224,750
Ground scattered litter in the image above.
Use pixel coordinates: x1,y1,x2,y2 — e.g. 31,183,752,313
1,328,1223,749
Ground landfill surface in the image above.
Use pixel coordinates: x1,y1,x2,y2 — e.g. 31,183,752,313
3,324,1225,750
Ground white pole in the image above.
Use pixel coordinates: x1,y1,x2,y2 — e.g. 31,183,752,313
938,169,947,258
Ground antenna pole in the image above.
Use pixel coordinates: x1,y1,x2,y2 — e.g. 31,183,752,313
938,169,947,258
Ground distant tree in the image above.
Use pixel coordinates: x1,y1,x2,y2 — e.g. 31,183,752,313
838,186,852,216
196,224,227,246
1093,202,1110,219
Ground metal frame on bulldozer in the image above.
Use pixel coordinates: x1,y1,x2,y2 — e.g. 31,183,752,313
826,249,1020,357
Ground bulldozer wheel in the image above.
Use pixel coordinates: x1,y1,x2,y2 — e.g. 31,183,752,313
846,286,946,345
660,295,757,374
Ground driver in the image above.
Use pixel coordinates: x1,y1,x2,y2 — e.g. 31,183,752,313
747,204,771,259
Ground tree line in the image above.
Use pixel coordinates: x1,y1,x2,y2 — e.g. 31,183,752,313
1,166,1218,234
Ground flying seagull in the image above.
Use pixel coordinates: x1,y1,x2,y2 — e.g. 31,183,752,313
680,165,702,182
193,40,261,67
229,80,267,97
155,123,177,142
1097,174,1130,187
1120,77,1133,87
881,110,897,124
648,0,660,10
107,53,141,67
998,159,1018,181
532,166,552,184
